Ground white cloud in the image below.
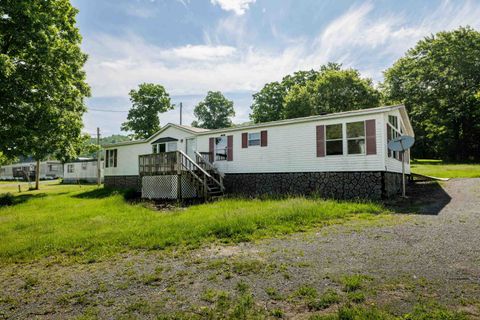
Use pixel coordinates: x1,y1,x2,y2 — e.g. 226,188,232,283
210,0,256,15
311,0,480,79
84,0,480,100
161,44,236,61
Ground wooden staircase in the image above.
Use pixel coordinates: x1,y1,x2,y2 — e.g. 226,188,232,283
177,150,225,201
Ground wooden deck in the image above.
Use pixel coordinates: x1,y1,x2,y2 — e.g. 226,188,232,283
138,151,224,200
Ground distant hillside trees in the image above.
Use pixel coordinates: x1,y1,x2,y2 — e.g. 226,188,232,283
192,91,235,129
250,63,380,123
121,83,174,139
382,27,480,161
0,0,91,189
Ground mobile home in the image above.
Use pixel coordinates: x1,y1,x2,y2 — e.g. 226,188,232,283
103,105,414,200
63,159,104,184
0,161,63,181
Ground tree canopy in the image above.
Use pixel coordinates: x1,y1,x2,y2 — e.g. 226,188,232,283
192,91,235,129
0,0,91,188
121,83,173,139
250,63,380,123
382,26,480,161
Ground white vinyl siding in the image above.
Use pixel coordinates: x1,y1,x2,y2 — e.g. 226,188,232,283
385,110,411,174
63,161,104,183
104,126,194,176
103,107,412,177
196,113,390,174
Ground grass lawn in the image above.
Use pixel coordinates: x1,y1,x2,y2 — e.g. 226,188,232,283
411,160,480,178
0,182,385,263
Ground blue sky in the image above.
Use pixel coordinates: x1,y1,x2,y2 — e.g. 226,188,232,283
73,0,480,136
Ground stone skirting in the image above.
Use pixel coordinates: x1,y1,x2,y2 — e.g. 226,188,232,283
383,171,403,198
223,171,404,200
104,175,141,192
105,172,405,200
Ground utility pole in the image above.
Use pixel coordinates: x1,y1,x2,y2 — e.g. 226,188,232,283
179,102,183,125
97,127,101,186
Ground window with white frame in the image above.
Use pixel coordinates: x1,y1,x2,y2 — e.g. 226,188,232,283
67,164,74,173
152,142,177,153
105,149,117,168
215,136,227,161
347,121,366,154
326,124,343,155
248,132,260,146
387,115,401,159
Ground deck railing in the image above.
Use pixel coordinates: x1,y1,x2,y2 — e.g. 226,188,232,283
138,151,224,198
139,151,178,175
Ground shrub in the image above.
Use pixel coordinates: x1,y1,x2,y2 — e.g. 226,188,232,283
308,289,340,310
123,188,139,201
340,275,371,292
294,285,318,300
347,291,365,303
0,193,14,206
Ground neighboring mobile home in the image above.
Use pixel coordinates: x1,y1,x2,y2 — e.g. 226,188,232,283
0,161,63,181
103,105,414,200
63,158,104,184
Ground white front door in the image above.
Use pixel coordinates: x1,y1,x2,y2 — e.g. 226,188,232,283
186,138,196,160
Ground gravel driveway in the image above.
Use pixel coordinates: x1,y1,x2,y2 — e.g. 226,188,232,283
1,179,479,319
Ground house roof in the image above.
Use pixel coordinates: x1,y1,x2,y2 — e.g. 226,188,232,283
150,137,178,144
104,105,413,148
103,123,210,147
194,104,414,136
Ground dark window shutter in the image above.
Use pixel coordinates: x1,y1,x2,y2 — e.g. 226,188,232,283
365,119,377,155
113,149,117,167
242,132,248,148
227,135,233,161
260,130,268,147
316,125,325,157
105,150,109,168
209,138,215,162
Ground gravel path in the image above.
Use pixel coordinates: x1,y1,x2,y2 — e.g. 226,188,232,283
1,179,479,319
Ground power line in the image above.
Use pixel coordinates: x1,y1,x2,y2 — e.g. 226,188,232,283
88,108,129,113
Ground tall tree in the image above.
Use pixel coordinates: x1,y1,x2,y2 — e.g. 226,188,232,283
251,63,380,123
192,91,235,129
0,0,91,189
250,82,285,123
283,84,313,119
308,66,380,115
250,69,319,123
121,83,173,139
382,26,480,161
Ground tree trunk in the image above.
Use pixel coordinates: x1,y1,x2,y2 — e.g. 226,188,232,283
35,159,40,190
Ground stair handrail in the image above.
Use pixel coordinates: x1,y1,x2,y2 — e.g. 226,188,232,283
178,150,212,178
194,151,225,178
177,151,209,197
178,150,224,193
194,151,224,191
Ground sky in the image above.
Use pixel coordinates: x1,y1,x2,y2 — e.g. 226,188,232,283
72,0,480,136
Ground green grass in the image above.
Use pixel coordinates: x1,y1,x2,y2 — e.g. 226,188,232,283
411,160,480,178
0,183,385,263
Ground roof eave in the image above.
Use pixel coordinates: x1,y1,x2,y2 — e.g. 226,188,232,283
195,105,405,136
